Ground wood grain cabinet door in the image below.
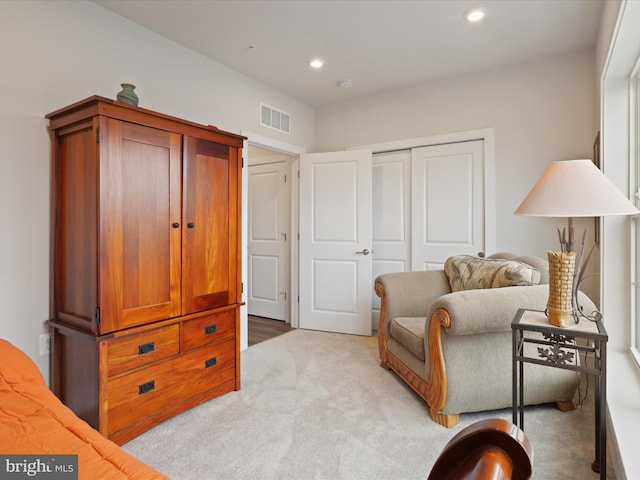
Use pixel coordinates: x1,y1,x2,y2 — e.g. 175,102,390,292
98,118,182,332
182,137,238,314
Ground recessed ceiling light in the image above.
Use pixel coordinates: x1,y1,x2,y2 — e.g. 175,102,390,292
310,58,324,69
464,7,486,23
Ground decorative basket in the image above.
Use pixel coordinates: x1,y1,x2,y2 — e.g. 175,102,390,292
546,250,576,327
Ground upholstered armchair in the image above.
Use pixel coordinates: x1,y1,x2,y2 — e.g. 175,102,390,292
375,253,596,428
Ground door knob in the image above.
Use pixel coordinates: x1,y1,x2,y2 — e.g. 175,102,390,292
355,249,370,255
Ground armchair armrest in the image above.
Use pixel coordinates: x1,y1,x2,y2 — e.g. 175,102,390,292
429,285,549,336
428,285,597,336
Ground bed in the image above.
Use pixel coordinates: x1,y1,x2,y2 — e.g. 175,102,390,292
0,338,168,479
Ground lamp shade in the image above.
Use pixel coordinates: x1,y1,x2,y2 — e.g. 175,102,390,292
514,159,639,217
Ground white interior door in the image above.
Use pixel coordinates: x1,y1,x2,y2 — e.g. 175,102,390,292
299,150,372,335
411,140,485,270
247,162,288,320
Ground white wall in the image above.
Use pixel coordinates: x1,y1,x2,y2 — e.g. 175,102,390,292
316,50,599,298
0,0,315,382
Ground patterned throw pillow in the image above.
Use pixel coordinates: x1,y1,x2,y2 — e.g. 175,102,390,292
444,255,541,292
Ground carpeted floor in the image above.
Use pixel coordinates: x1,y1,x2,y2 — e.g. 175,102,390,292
122,329,614,479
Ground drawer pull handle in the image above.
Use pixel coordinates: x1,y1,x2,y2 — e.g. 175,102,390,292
204,324,217,335
138,341,155,355
138,380,155,395
205,357,217,368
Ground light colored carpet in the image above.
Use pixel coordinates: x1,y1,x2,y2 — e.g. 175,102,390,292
122,329,613,479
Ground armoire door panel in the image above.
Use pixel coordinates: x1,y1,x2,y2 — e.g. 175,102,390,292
182,137,233,314
99,119,182,332
121,142,172,309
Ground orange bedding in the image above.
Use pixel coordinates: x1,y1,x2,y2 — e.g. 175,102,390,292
0,339,168,480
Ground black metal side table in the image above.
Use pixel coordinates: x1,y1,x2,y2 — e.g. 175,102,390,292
512,308,608,479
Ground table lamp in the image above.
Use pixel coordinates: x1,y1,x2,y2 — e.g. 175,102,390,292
514,159,638,327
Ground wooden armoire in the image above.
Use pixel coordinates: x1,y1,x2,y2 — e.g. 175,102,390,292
46,96,244,444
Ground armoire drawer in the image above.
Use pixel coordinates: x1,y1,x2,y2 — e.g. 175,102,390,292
107,324,180,377
181,309,236,351
106,340,236,435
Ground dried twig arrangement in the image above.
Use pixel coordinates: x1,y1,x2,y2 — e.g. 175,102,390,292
557,226,575,253
571,230,601,322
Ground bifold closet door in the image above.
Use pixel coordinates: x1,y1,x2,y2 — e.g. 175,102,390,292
371,150,411,329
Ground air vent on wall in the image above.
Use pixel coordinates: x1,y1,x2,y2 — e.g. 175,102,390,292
260,103,291,134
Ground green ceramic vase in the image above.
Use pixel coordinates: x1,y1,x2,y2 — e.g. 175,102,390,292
116,83,139,106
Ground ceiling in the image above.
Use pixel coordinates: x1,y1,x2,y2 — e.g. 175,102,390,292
93,0,604,108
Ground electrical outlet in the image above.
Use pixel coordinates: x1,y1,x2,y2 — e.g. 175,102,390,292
39,333,51,356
